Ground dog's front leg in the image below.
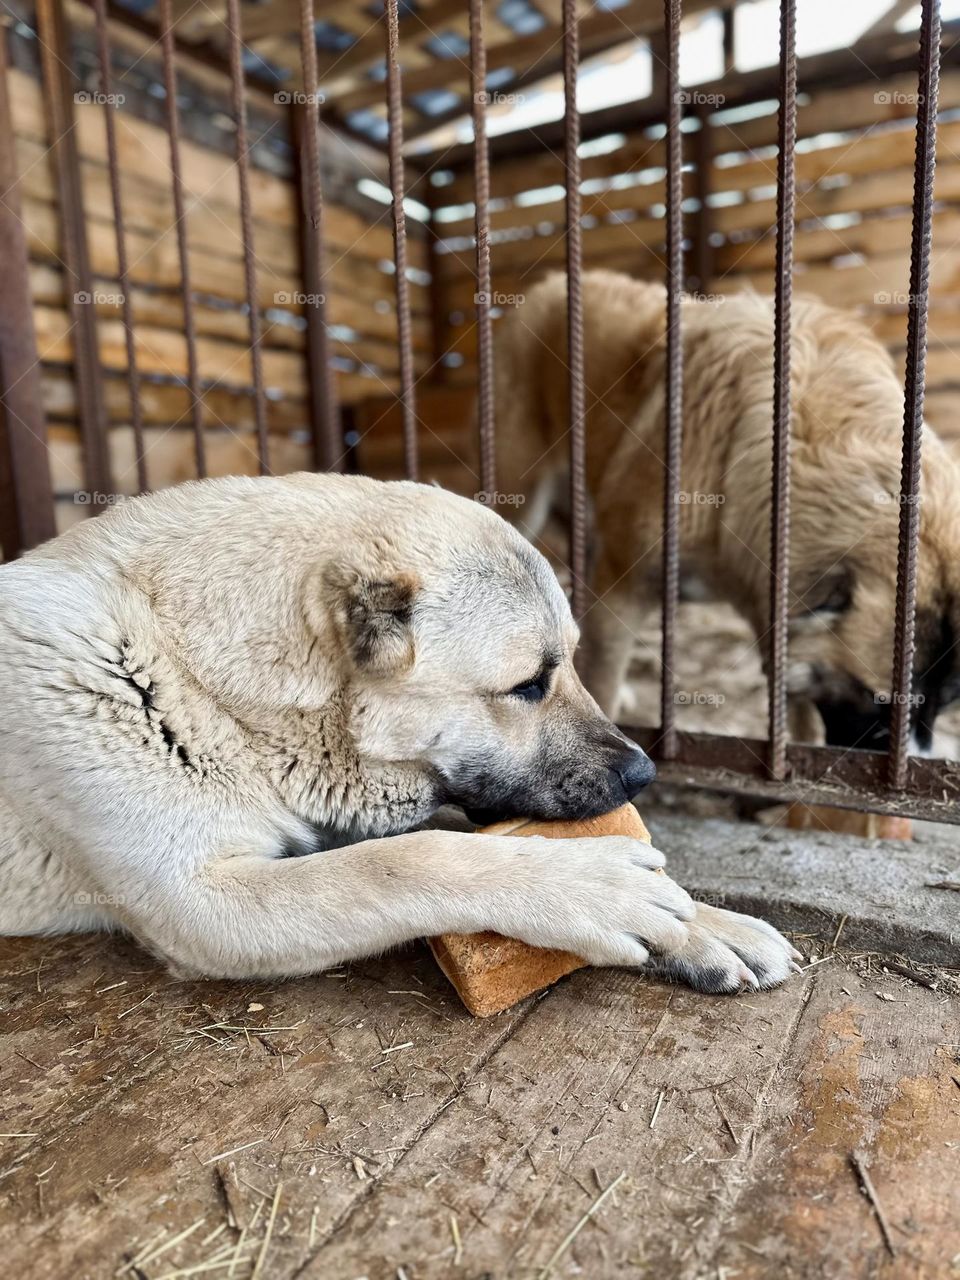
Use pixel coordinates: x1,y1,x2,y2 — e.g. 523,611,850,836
578,592,648,719
145,831,698,980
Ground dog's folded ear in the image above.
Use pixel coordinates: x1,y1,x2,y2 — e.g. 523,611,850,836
320,566,419,676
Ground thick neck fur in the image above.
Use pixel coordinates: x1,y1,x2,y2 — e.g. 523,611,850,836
36,475,447,840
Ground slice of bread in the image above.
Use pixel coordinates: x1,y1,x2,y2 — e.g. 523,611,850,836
429,803,652,1017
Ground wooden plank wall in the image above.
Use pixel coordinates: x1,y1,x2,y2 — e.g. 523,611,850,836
4,9,431,532
14,29,960,527
426,67,960,496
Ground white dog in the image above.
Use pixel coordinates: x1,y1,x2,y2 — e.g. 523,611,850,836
0,474,798,992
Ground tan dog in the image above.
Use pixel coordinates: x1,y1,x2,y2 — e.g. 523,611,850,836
494,270,960,751
0,474,798,991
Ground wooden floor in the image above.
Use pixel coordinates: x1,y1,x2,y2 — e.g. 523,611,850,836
0,930,957,1279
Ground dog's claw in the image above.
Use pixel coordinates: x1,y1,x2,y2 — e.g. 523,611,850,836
789,960,804,974
789,945,804,962
738,964,760,991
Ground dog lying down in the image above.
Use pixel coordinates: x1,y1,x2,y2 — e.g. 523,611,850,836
0,474,799,994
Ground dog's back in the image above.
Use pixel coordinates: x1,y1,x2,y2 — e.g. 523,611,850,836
494,271,668,512
492,269,960,742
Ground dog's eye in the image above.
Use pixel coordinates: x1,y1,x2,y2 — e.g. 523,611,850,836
508,674,548,702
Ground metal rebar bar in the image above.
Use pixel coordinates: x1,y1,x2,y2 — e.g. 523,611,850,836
226,0,270,473
563,0,586,619
470,0,495,500
36,0,112,503
660,0,683,759
385,0,418,480
157,0,206,478
0,22,56,555
889,0,941,789
297,0,341,472
92,0,147,493
768,0,797,780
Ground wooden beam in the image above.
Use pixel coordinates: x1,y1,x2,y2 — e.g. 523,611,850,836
336,0,718,112
421,16,960,167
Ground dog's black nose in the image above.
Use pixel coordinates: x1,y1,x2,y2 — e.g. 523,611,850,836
616,749,656,797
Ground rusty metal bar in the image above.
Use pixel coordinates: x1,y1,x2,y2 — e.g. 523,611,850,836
470,0,495,500
660,0,683,759
889,0,941,789
722,6,735,75
563,0,586,619
385,0,418,480
623,726,960,825
296,0,341,472
158,0,206,479
92,0,146,493
768,0,797,780
0,23,55,556
226,0,270,473
35,0,112,503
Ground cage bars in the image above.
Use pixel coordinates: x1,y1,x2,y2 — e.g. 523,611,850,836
889,0,941,789
470,0,495,500
563,0,587,621
0,23,55,558
768,0,797,780
225,0,270,474
0,0,950,824
297,0,341,472
158,0,206,479
660,0,684,759
35,0,112,501
92,0,147,493
384,0,419,481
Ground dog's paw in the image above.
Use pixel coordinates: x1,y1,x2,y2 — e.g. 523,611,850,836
502,835,696,969
645,900,802,994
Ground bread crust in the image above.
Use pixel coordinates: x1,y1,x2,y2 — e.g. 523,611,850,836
430,804,652,1017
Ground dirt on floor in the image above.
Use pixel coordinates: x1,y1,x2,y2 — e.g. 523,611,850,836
1,925,958,1280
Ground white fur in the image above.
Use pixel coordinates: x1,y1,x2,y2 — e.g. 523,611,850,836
0,474,798,992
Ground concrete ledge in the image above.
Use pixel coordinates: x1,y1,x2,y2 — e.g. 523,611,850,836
646,810,960,967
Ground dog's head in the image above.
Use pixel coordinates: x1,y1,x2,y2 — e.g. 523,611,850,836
784,438,960,752
317,485,654,824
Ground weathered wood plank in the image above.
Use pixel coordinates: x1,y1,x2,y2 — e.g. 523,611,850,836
22,196,429,316
1,930,956,1279
300,969,814,1277
690,964,960,1279
0,934,534,1277
437,120,960,241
